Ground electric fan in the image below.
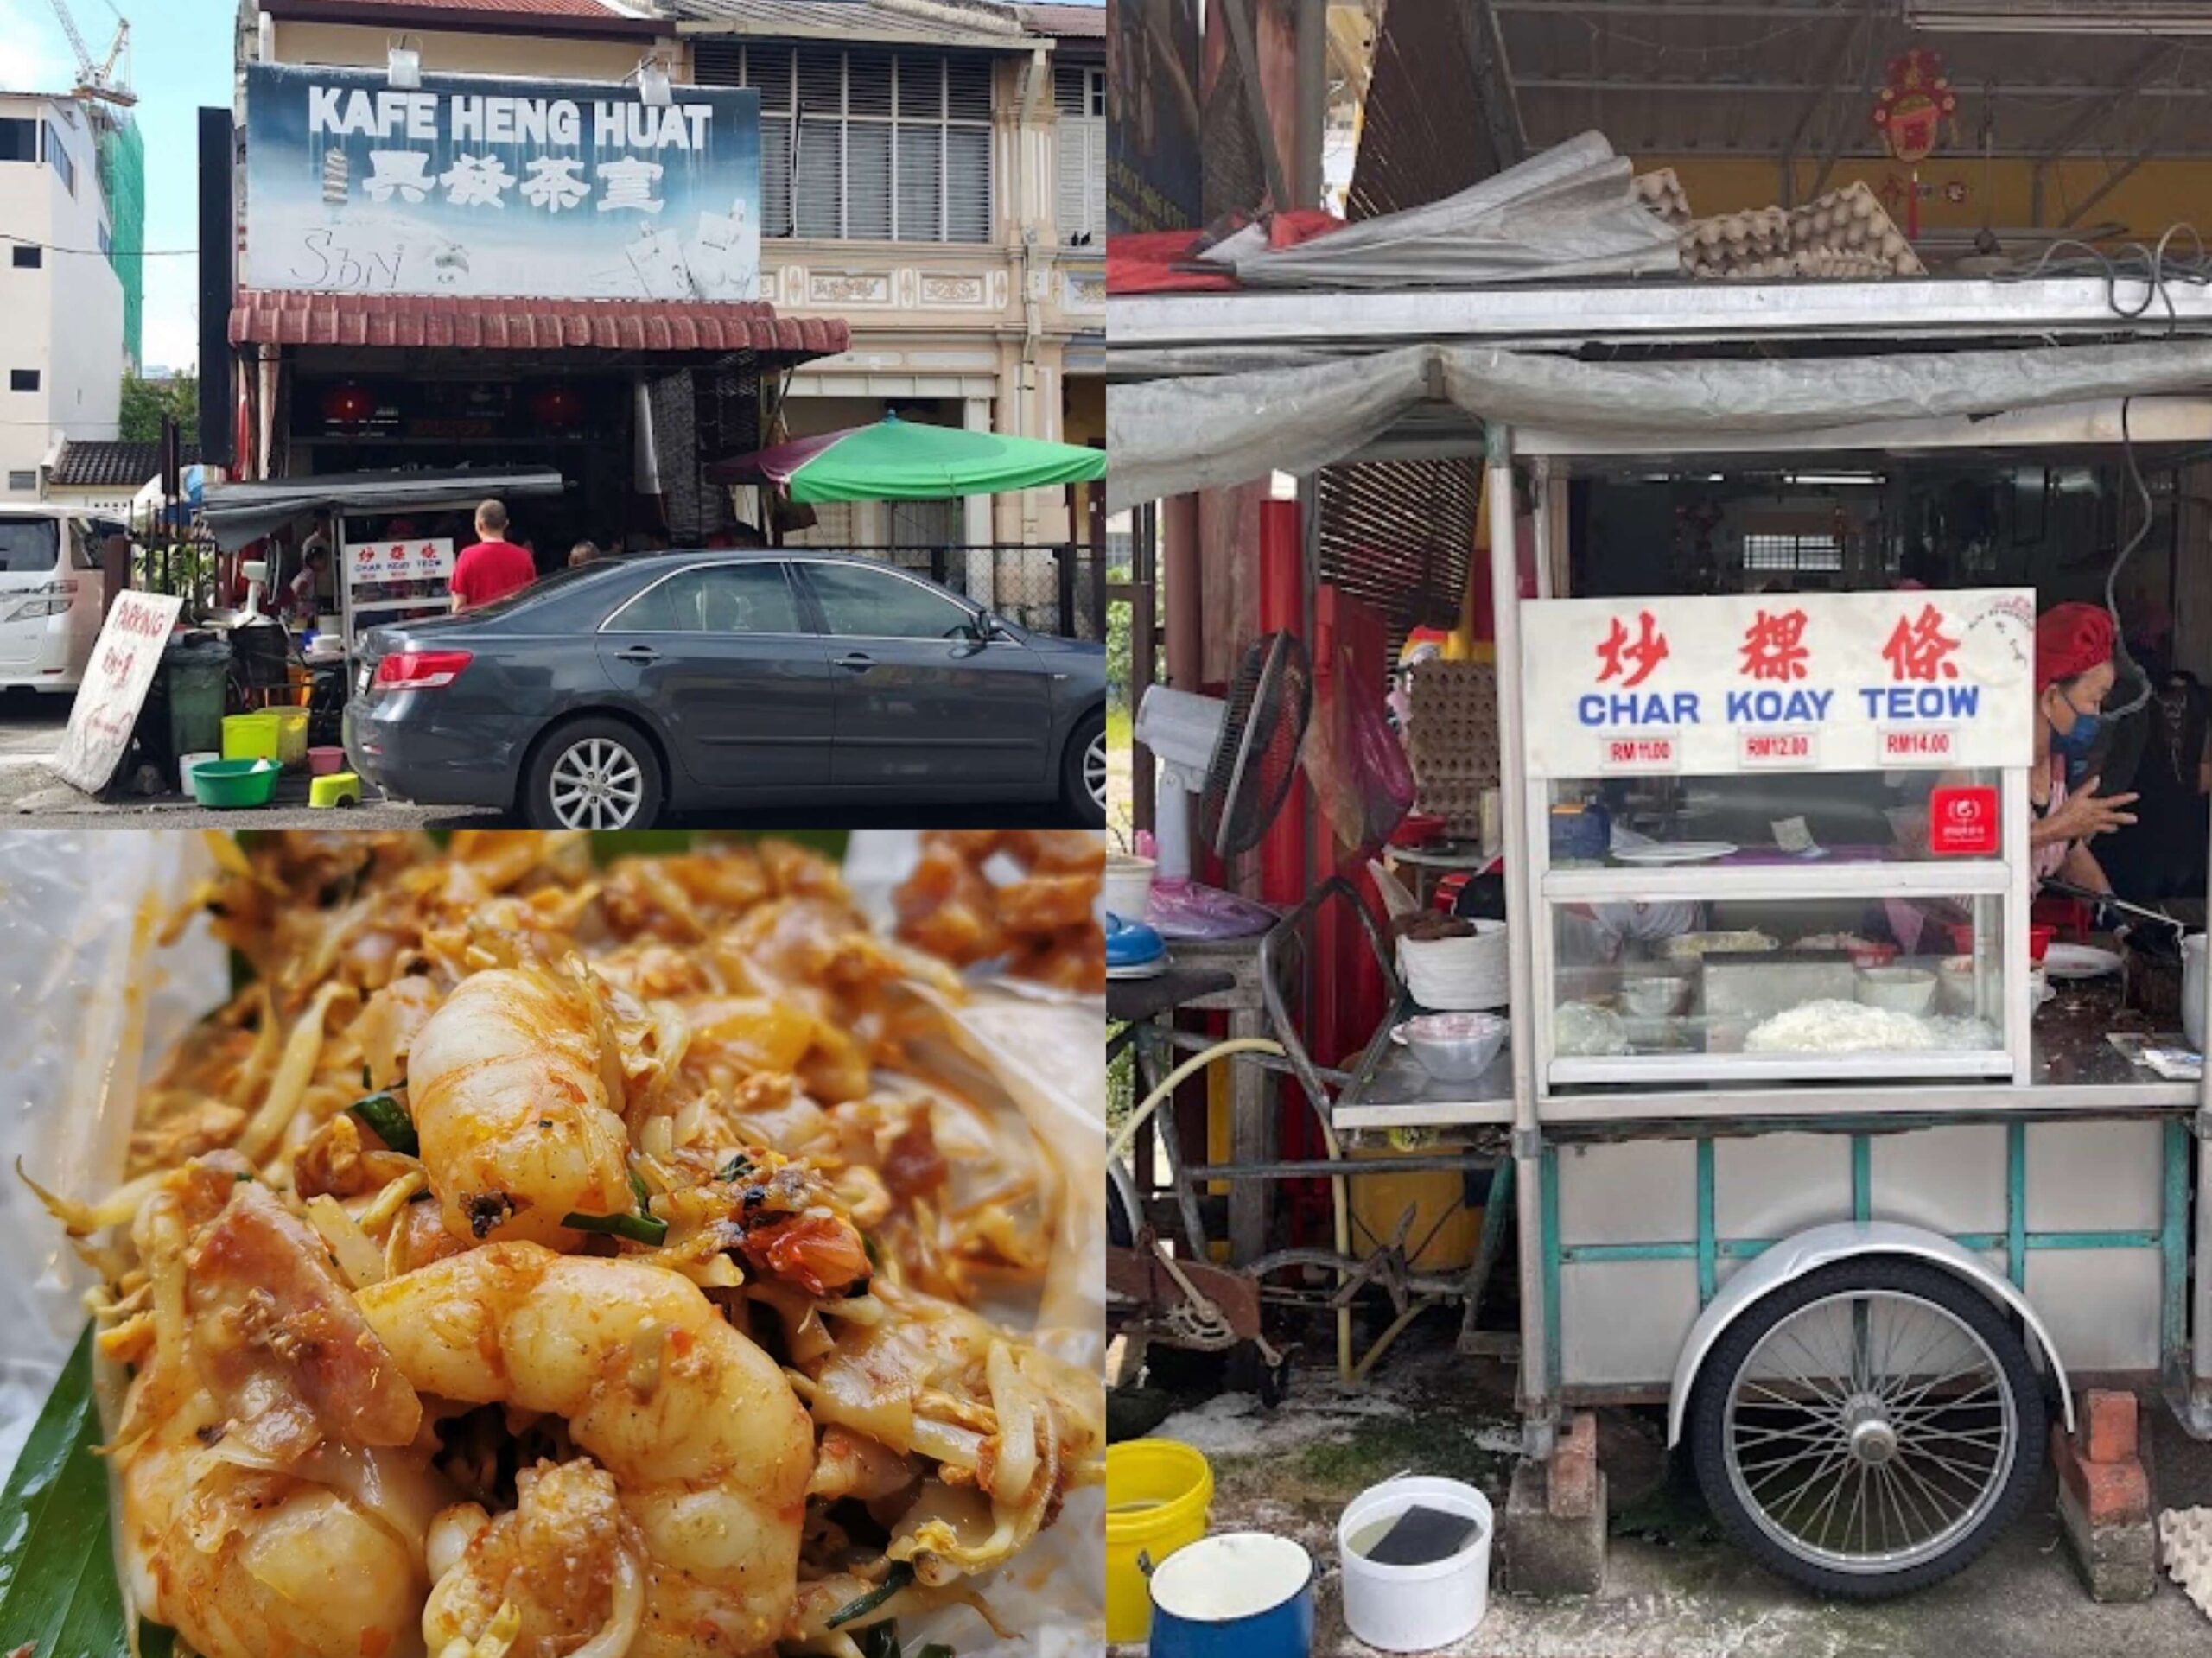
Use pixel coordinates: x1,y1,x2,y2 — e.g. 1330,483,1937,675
1132,632,1313,935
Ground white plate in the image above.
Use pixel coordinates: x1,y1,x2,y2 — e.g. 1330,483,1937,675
1612,842,1738,866
2043,943,2121,981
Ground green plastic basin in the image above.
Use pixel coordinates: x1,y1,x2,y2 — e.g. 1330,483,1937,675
189,758,278,809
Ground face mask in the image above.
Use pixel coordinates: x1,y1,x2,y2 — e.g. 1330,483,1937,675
2053,708,2102,759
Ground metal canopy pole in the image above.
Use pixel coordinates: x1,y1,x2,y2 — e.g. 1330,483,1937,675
2195,777,2212,1397
1487,421,1554,1452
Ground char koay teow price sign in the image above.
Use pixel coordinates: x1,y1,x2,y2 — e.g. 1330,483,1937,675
1521,589,2036,777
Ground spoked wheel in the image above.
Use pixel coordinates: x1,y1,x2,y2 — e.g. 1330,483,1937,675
1688,1258,2044,1598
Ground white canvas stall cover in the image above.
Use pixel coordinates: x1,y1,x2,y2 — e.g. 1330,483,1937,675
1218,132,1681,290
1105,338,2212,511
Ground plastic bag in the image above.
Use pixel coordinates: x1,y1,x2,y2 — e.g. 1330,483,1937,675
1306,638,1416,854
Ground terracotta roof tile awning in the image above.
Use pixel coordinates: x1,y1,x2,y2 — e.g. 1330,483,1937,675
1017,4,1106,41
229,290,849,359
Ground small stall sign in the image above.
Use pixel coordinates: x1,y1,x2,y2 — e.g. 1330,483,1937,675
1928,785,2002,857
1521,589,2035,778
53,591,185,794
345,537,454,585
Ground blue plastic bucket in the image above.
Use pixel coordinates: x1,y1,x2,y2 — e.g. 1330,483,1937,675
1147,1531,1314,1658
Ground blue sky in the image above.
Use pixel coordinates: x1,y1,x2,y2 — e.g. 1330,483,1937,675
0,0,1102,376
1,0,232,374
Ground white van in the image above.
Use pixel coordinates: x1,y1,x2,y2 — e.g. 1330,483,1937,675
0,507,114,693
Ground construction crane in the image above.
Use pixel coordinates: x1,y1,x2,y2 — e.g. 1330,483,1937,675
46,0,136,111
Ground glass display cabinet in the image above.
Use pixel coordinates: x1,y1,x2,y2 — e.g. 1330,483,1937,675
1520,589,2037,1096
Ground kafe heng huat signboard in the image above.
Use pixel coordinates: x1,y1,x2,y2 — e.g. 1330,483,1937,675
1521,588,2037,778
244,63,761,302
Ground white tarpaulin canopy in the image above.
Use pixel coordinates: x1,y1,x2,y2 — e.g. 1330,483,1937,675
1214,132,1681,290
1105,338,2212,510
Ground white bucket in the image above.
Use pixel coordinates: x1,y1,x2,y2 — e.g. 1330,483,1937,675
1336,1477,1493,1653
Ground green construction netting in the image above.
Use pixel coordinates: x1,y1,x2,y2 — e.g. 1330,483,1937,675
96,116,143,367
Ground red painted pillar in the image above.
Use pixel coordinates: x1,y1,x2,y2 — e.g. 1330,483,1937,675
1256,498,1306,906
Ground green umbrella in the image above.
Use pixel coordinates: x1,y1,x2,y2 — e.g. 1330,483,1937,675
705,414,1106,504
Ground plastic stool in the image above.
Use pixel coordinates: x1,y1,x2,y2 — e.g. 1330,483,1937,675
309,772,362,808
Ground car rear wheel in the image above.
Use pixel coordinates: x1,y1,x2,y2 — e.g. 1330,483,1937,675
524,718,664,830
1064,710,1107,828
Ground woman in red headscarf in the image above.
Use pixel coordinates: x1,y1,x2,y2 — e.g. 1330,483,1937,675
2030,602,2139,899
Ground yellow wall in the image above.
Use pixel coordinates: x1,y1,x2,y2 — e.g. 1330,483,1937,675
270,22,655,82
1633,152,2212,238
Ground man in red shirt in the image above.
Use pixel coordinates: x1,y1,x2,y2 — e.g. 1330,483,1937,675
449,499,538,612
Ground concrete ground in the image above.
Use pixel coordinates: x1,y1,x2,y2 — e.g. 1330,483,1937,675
1115,1337,2212,1658
0,692,1088,830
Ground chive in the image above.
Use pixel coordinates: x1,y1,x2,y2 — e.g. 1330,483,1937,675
857,1623,902,1658
361,1063,373,1089
347,1091,418,1157
716,1152,753,1183
915,1646,955,1658
825,1562,915,1629
561,1210,669,1247
628,1162,652,1213
862,1232,883,1270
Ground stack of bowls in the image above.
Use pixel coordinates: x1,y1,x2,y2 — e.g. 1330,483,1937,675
1398,920,1510,1010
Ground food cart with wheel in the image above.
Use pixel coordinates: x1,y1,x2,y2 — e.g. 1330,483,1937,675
1110,272,2212,1597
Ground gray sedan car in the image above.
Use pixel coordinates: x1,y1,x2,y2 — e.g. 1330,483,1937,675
342,551,1107,829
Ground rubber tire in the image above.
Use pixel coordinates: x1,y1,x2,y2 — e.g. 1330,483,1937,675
1687,1256,2046,1600
1063,709,1108,829
522,716,666,831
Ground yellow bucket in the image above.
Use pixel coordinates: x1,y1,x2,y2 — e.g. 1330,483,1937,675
1105,1439,1213,1643
221,711,281,763
269,708,308,768
1349,1141,1483,1272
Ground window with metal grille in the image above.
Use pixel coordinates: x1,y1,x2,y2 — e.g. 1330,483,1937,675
1742,532,1843,573
693,41,994,244
1054,66,1103,245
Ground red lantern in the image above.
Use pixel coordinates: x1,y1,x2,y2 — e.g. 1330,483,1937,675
321,382,374,426
531,383,583,429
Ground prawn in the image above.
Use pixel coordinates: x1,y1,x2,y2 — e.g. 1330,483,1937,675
406,968,633,1248
356,1242,815,1657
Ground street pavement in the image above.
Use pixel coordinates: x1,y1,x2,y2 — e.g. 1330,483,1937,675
0,691,1087,830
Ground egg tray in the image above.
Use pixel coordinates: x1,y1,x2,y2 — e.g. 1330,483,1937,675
2160,1507,2212,1618
1679,182,1928,281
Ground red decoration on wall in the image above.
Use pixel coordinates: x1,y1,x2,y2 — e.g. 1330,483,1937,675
321,382,374,426
531,383,583,429
1873,49,1958,166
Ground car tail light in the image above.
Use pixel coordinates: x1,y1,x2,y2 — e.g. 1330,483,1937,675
372,648,473,690
3,579,79,624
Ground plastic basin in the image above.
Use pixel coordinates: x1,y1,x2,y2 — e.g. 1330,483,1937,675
189,758,278,809
308,745,347,776
1337,1477,1494,1652
1105,1439,1212,1644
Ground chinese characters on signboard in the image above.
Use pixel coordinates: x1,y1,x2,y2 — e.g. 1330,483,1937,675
344,537,454,587
244,64,762,302
1521,590,2036,778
